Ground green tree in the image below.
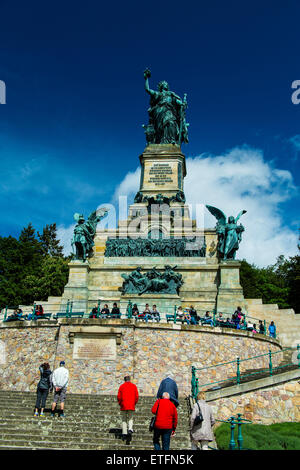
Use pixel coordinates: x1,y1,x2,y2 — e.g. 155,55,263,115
0,222,69,309
37,223,64,257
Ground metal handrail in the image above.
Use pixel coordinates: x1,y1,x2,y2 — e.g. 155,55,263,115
191,345,300,397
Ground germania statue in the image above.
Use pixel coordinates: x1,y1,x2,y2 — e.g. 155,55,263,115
206,205,247,260
143,68,189,145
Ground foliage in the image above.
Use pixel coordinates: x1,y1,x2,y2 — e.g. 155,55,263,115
0,223,69,308
215,422,300,450
240,242,300,312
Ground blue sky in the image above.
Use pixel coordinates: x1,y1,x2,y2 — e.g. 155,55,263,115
0,0,299,265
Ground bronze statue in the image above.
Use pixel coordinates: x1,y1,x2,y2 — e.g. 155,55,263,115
143,68,189,145
206,205,247,260
71,207,108,261
121,265,183,295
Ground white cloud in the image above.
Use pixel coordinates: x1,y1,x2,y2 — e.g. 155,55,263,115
110,145,298,267
112,167,141,203
56,223,75,257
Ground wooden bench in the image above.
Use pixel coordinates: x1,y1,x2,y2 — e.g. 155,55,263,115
89,312,122,319
34,313,52,320
3,314,27,322
166,314,188,324
53,312,85,320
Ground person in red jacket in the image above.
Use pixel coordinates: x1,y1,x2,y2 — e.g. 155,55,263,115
117,376,139,439
151,392,178,450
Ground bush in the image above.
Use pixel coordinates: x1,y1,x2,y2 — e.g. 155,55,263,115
215,422,300,450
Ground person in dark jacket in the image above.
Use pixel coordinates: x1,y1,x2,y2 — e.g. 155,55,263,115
151,392,178,450
111,303,121,318
117,376,139,439
157,373,179,407
34,362,52,417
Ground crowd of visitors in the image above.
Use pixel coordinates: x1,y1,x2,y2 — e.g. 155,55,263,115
33,363,214,450
116,372,214,450
3,302,276,339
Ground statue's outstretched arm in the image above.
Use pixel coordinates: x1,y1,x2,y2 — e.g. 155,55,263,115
235,210,247,223
144,68,155,96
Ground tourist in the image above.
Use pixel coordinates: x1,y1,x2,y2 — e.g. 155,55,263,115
151,392,178,451
259,320,265,335
190,391,215,450
218,313,225,323
157,373,179,408
51,361,69,418
252,323,257,333
268,321,276,338
117,375,139,440
184,309,191,325
204,311,213,326
101,304,110,317
111,302,121,318
232,312,240,329
34,362,52,417
246,320,254,331
132,304,139,317
143,303,152,322
6,309,20,322
36,305,44,317
89,304,98,318
189,306,198,325
151,305,160,322
176,306,184,321
234,306,245,326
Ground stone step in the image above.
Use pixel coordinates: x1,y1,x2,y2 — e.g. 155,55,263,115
0,426,189,437
0,437,190,450
0,391,191,450
0,418,189,430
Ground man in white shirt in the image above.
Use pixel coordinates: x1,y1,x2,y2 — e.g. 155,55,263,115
51,361,69,418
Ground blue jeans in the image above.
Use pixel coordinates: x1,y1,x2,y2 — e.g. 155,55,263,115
153,429,172,450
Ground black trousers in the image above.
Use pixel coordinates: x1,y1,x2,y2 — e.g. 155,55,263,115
35,387,49,409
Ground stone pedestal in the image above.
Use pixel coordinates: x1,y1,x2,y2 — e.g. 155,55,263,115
138,144,186,199
216,261,247,315
60,260,89,312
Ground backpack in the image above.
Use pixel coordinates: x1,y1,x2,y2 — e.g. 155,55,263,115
38,369,51,391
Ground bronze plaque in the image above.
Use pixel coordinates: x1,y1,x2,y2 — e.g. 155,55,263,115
73,336,116,360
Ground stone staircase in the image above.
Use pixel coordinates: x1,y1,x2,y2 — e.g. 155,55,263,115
0,391,191,450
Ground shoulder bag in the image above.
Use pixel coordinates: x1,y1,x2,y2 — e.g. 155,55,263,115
149,399,160,432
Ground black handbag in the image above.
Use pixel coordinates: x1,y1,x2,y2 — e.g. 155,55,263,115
193,401,204,426
149,399,160,432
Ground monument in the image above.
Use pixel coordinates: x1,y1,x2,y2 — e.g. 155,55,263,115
60,69,247,317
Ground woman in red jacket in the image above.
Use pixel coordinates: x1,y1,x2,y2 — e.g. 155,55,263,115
117,376,139,439
151,392,178,450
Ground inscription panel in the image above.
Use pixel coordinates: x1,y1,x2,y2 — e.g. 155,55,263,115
143,161,178,190
73,336,116,360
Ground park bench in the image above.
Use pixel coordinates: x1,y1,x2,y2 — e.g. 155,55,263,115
166,314,188,324
53,312,85,320
3,314,28,322
199,317,214,326
33,313,52,320
135,314,161,323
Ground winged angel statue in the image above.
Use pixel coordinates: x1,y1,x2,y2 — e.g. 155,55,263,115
71,207,108,261
206,205,247,260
